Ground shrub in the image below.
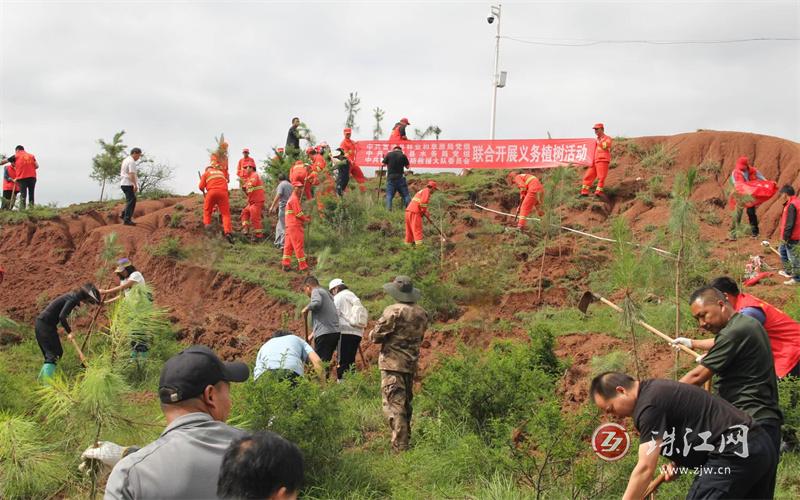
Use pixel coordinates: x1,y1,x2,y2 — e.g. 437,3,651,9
419,328,560,442
0,414,62,499
230,374,350,484
640,144,677,170
150,237,187,260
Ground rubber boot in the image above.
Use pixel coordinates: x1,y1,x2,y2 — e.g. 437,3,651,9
38,362,56,381
579,185,590,196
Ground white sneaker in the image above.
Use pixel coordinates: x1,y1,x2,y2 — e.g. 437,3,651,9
779,271,792,278
783,279,799,285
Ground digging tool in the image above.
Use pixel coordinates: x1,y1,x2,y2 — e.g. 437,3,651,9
357,344,368,367
197,171,205,195
65,331,88,367
80,303,105,352
425,214,447,242
761,240,782,257
375,165,385,201
578,291,701,358
303,310,310,342
644,473,666,499
512,200,522,226
8,183,19,211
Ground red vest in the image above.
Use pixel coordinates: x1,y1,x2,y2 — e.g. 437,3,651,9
779,196,800,242
3,165,17,191
243,172,265,204
14,151,37,179
734,293,800,378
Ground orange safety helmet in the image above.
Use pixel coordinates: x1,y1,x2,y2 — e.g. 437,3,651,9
291,181,304,187
400,118,410,125
343,128,352,134
506,172,516,184
427,180,438,190
305,147,315,155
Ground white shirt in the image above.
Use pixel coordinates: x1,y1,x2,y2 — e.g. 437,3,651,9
333,289,364,337
123,271,145,296
120,156,138,186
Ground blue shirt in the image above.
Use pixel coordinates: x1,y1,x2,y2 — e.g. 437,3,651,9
740,306,766,325
253,335,315,378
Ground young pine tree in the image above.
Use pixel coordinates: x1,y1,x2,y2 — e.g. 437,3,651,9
90,131,127,201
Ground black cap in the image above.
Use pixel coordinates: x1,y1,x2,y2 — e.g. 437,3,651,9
158,345,249,404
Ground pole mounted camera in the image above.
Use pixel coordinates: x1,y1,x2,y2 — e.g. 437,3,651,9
487,5,500,24
487,12,495,24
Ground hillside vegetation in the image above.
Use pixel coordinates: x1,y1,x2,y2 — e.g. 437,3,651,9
1,130,800,498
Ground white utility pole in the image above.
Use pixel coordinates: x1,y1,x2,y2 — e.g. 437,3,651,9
489,4,503,140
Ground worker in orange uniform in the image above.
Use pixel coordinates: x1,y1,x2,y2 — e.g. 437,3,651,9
237,148,256,191
507,172,544,229
580,123,613,196
198,164,233,243
310,147,333,213
340,128,366,193
2,161,18,210
405,180,440,246
389,118,410,142
282,182,311,272
290,159,313,200
240,163,266,241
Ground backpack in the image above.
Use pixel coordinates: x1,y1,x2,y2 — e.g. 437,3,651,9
346,295,369,329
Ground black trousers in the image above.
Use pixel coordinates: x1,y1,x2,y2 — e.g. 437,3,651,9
35,318,63,364
686,425,777,499
1,189,16,209
17,177,35,208
732,206,759,236
336,334,362,379
121,185,136,222
336,167,350,196
314,332,341,363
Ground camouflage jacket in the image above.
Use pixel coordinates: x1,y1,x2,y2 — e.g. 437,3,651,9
369,303,429,373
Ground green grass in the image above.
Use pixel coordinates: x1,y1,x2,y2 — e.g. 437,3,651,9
640,144,677,170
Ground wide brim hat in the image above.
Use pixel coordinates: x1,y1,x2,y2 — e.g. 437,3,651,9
81,283,101,304
115,257,132,273
383,275,421,303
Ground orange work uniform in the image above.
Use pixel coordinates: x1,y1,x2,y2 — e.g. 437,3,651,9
237,156,256,186
199,166,232,235
241,171,266,239
405,187,433,245
282,191,310,271
581,134,613,195
340,136,366,192
512,174,544,228
311,153,334,212
289,162,313,200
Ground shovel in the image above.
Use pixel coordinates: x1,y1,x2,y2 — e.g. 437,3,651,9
644,473,666,499
64,332,88,368
761,240,781,257
578,291,701,358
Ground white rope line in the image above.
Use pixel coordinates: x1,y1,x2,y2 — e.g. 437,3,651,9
472,202,677,259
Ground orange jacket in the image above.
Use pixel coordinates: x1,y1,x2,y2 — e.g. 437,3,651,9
285,192,310,228
289,162,308,185
243,171,266,204
512,174,544,196
3,164,17,191
237,157,256,179
389,123,409,142
311,154,327,173
340,137,357,163
594,134,612,164
13,151,37,179
406,188,433,216
199,166,228,192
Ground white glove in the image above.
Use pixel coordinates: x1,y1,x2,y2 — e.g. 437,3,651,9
81,441,126,467
671,337,693,349
695,354,706,364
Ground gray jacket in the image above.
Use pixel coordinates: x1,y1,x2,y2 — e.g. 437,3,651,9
307,287,340,338
104,412,245,500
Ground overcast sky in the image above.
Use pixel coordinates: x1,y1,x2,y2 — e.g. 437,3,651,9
1,0,797,206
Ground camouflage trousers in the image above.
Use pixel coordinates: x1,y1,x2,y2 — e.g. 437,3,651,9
381,370,414,452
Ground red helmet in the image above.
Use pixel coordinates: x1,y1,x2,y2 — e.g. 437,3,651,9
343,127,352,134
306,147,315,155
427,180,438,190
276,147,285,154
400,118,410,125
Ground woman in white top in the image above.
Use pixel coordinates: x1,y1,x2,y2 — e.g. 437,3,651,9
100,257,150,354
329,278,367,379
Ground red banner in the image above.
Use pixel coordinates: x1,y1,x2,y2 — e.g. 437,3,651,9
354,139,595,169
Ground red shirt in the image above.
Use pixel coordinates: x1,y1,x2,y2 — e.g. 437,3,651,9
3,164,17,191
340,137,357,163
199,167,228,192
406,188,433,216
734,293,800,378
285,192,310,228
594,134,612,164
